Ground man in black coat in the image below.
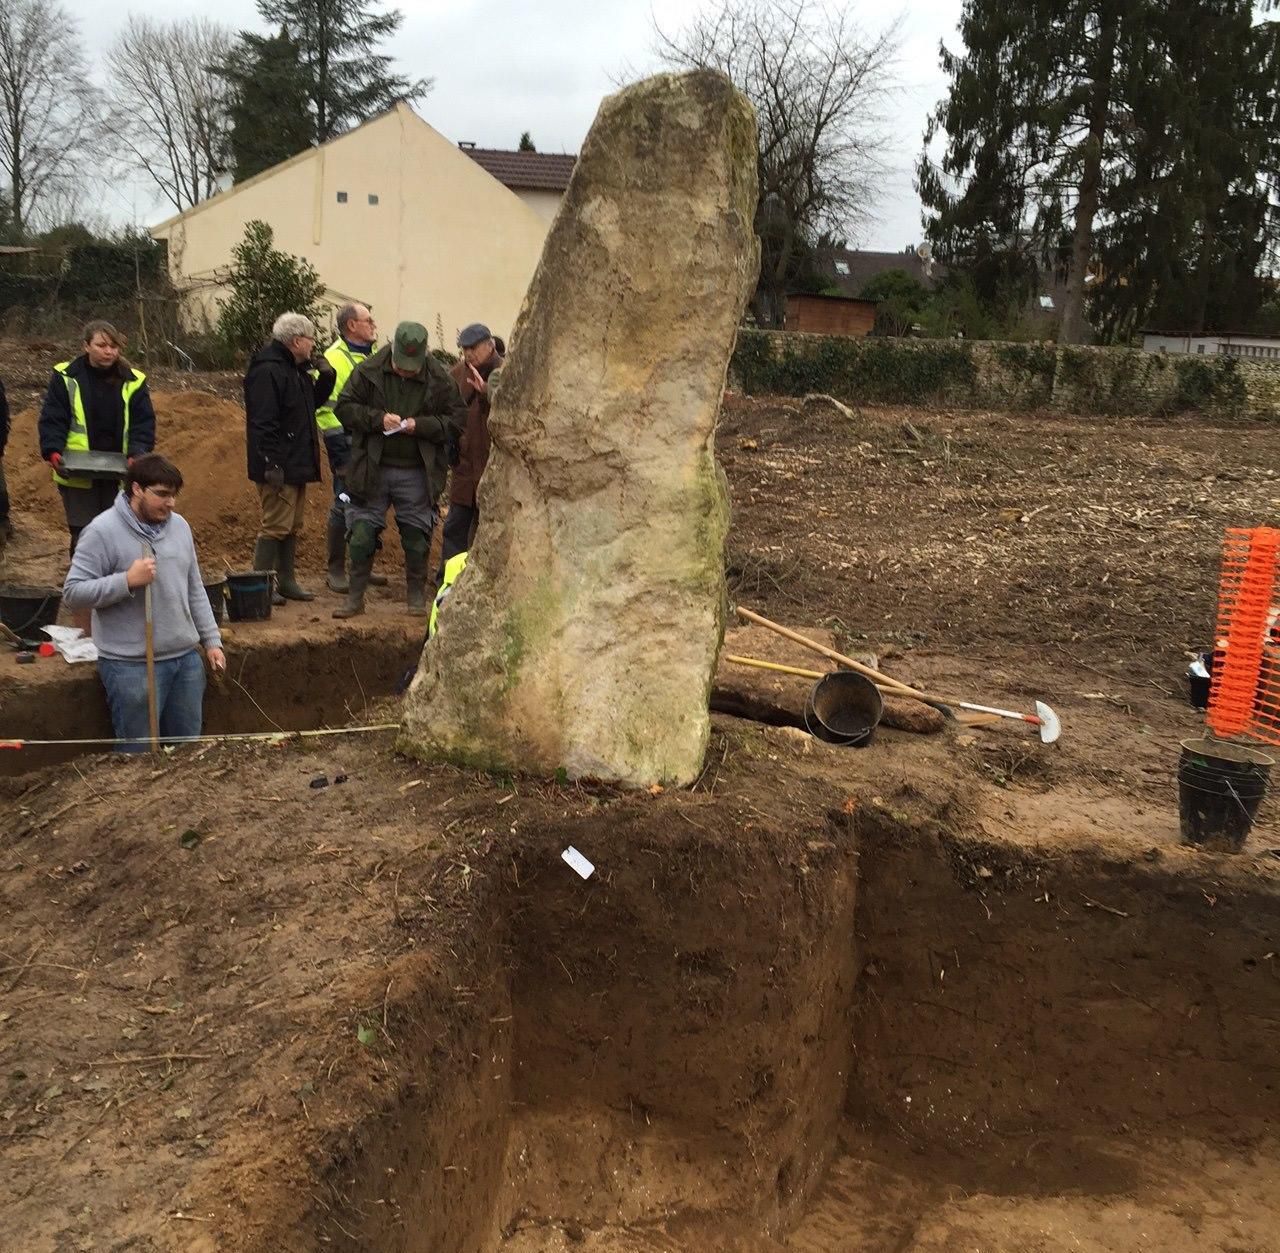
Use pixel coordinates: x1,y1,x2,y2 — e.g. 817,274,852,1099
244,312,335,602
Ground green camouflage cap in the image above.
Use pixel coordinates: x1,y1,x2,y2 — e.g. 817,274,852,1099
392,321,428,372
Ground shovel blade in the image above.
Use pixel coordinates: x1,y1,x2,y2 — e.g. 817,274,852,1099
1035,701,1061,744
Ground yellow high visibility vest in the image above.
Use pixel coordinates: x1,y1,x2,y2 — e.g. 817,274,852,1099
51,361,146,489
316,339,371,434
429,551,468,638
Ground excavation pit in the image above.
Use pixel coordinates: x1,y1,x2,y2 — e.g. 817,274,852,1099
3,717,1276,1252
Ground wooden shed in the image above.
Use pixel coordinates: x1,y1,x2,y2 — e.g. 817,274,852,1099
783,293,878,338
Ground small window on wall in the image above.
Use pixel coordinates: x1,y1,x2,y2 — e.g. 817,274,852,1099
368,194,379,206
336,191,348,203
1197,344,1205,354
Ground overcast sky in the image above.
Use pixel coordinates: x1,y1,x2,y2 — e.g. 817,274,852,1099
70,0,964,251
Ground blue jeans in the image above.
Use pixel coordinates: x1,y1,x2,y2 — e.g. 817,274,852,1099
98,650,207,753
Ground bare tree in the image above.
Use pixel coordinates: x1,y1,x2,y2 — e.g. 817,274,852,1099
106,17,235,216
656,0,899,326
0,0,96,237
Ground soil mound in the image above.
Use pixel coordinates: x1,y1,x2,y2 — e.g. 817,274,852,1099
5,390,406,580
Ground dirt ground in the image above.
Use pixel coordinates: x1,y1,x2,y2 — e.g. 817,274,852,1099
2,362,1279,1251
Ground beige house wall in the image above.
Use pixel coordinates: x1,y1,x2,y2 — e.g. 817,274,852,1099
513,188,565,226
152,105,550,349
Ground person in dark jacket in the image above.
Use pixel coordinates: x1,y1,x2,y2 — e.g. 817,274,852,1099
38,320,157,560
0,374,10,548
442,322,504,578
243,312,335,603
334,321,466,618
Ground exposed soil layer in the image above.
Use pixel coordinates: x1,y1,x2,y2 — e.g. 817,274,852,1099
0,604,422,774
2,378,1279,1250
2,720,1278,1252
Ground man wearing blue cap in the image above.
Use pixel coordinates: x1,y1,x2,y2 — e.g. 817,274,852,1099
444,322,504,573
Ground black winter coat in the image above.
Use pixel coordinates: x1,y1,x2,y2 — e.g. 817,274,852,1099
243,340,336,485
37,355,156,461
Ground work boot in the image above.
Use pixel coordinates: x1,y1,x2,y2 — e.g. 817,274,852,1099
332,560,372,619
325,514,349,593
276,534,315,601
253,536,286,606
405,550,430,617
369,569,389,587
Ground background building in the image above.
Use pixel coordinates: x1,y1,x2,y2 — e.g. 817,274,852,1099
1142,331,1280,360
151,105,563,347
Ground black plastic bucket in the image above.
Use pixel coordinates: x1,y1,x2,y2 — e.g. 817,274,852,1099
225,570,274,622
1178,737,1273,852
202,576,227,626
1187,650,1213,710
0,584,62,641
803,671,883,748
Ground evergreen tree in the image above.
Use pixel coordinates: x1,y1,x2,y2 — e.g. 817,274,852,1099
918,0,1157,344
1092,1,1280,336
518,131,536,152
220,29,315,182
254,0,431,142
217,219,327,354
920,0,1280,342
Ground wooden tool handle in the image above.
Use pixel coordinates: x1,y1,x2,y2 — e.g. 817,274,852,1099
734,607,923,699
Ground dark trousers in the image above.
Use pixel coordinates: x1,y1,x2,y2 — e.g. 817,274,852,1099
441,502,477,568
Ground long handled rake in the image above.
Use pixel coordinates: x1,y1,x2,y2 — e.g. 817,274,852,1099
735,606,1061,744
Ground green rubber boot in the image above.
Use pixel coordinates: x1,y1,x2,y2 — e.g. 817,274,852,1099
325,513,349,594
332,560,372,619
253,536,286,606
276,534,315,601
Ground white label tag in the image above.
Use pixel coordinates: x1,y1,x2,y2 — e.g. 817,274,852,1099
561,846,595,880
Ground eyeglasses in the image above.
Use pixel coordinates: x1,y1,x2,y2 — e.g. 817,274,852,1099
144,487,178,501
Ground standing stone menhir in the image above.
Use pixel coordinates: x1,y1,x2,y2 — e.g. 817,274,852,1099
400,70,760,786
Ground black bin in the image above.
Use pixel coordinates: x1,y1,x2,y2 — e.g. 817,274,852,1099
0,584,62,642
225,570,274,622
1178,737,1273,853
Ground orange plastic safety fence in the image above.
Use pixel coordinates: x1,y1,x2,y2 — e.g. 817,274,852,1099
1206,527,1280,746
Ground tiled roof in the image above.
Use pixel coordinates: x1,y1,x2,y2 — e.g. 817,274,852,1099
461,147,576,192
817,248,947,296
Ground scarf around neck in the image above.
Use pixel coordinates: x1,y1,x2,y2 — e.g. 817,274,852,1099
113,490,167,548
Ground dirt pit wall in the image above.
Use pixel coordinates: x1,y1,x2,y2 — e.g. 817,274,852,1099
851,807,1280,1144
4,725,1278,1252
321,800,860,1251
309,768,1279,1251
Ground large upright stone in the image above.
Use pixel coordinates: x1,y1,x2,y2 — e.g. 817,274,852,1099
399,71,759,786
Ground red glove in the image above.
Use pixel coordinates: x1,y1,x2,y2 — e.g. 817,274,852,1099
49,452,63,470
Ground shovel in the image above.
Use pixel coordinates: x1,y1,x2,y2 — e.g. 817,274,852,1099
143,543,159,754
735,606,1061,744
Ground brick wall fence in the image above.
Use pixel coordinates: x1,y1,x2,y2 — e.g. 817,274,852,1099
729,330,1280,420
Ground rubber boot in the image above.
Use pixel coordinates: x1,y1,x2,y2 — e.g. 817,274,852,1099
405,550,430,617
276,534,314,601
333,559,372,618
369,568,389,587
325,514,349,593
253,536,286,606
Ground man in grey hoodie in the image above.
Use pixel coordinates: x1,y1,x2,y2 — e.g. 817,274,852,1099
63,454,226,752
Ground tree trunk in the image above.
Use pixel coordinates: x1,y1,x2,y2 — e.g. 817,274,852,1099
1060,7,1118,345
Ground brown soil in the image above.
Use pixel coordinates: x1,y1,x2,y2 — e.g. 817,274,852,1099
2,377,1280,1251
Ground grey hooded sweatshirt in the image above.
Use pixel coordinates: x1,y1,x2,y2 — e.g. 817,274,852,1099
62,494,222,662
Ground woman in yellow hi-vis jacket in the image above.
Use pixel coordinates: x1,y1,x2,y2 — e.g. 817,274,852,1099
38,320,156,560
